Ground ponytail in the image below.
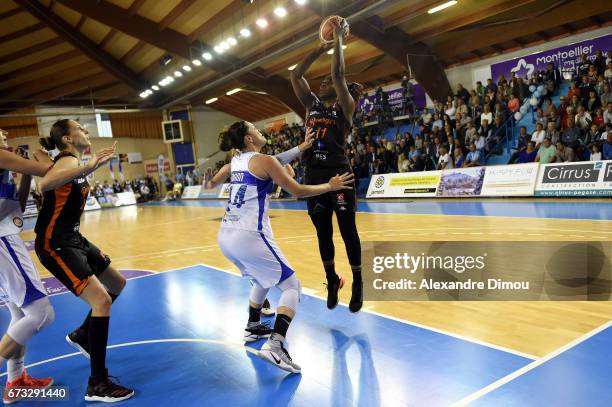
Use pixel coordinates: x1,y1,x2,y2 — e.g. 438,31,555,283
218,121,248,151
40,119,70,150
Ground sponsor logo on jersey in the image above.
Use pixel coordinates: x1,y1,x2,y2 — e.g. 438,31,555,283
336,193,347,205
12,217,23,228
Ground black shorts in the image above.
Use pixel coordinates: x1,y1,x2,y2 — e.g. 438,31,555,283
305,167,356,215
35,235,111,296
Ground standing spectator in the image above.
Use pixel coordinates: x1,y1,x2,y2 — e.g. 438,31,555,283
593,50,606,75
456,84,470,103
603,131,612,160
577,54,592,78
476,81,486,99
578,75,593,102
535,138,557,163
586,90,601,112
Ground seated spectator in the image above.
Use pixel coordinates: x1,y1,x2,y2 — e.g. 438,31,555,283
543,98,556,116
535,108,548,128
584,124,601,147
601,83,612,107
578,75,593,102
592,108,604,128
590,144,602,161
545,121,560,146
408,151,425,172
432,113,443,130
463,143,481,167
605,102,612,125
555,142,575,162
548,110,561,130
480,105,493,127
587,65,598,84
531,122,546,148
516,141,537,163
535,138,557,163
586,90,601,112
562,117,582,148
567,82,581,99
454,147,465,168
603,131,612,160
576,54,591,78
421,110,433,126
398,153,410,172
112,180,122,193
507,93,520,112
140,182,151,202
437,146,453,170
605,61,612,82
574,106,592,130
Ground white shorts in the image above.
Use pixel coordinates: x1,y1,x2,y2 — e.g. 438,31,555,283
218,228,295,289
0,234,46,307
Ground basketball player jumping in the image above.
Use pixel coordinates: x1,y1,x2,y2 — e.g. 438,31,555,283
0,129,55,404
209,121,353,373
34,120,133,402
290,17,364,312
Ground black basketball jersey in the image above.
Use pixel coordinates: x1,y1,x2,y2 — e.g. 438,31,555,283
35,151,90,242
303,96,350,169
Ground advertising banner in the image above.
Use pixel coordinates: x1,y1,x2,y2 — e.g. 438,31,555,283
366,172,441,198
481,163,539,196
218,183,231,199
437,167,486,196
490,34,611,81
535,160,612,196
181,185,202,199
84,193,102,211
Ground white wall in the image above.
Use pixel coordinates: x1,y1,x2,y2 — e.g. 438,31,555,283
190,108,240,163
443,27,611,91
35,105,100,138
253,111,303,129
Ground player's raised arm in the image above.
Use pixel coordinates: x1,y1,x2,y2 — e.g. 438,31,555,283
330,18,355,125
290,45,329,108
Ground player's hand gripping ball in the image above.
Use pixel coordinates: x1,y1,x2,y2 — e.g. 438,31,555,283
319,15,349,45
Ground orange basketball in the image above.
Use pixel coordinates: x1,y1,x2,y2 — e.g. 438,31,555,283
319,15,349,45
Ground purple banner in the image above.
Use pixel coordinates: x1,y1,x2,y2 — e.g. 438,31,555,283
358,83,427,114
490,34,611,81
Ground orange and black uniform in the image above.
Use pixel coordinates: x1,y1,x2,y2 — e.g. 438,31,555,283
34,152,110,295
304,96,356,214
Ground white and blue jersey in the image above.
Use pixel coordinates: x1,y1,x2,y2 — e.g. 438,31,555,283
218,152,295,289
0,169,46,307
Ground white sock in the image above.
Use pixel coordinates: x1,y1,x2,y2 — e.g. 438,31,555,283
7,357,24,382
247,321,260,328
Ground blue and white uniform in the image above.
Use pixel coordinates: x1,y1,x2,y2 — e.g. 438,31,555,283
218,152,295,289
0,169,46,307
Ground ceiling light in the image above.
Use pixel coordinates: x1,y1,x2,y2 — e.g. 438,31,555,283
227,37,237,46
256,18,268,28
274,7,287,17
226,88,242,95
288,64,297,71
294,0,307,5
159,80,167,86
428,1,457,14
220,41,230,50
205,97,218,104
152,85,160,91
140,92,148,98
174,71,183,77
192,59,202,66
202,52,213,60
182,65,192,72
240,28,251,37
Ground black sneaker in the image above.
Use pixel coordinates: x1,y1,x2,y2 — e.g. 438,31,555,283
349,278,363,313
325,275,344,310
261,298,275,317
85,372,134,403
66,328,90,359
243,320,272,342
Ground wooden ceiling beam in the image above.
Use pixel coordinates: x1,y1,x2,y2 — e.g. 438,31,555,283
382,0,444,28
0,49,81,84
407,0,537,43
0,37,64,65
15,0,144,91
0,7,24,20
434,1,611,59
160,0,198,30
0,22,46,43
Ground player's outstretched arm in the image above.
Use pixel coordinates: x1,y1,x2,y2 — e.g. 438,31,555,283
0,149,52,177
206,163,230,189
330,19,355,124
256,154,352,198
274,127,314,165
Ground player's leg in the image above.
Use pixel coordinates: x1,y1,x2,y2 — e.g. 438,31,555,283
244,279,273,342
79,276,134,403
308,195,344,309
258,274,301,374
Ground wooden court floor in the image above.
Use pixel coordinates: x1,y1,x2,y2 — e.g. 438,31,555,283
21,201,612,359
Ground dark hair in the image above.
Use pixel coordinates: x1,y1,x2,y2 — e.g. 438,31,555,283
348,82,363,101
40,119,70,150
219,121,248,152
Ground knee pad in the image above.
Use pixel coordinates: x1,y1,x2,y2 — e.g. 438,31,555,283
277,274,301,311
24,298,54,332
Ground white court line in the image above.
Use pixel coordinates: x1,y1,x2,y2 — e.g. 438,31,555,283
451,319,612,406
195,262,538,360
0,339,258,378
